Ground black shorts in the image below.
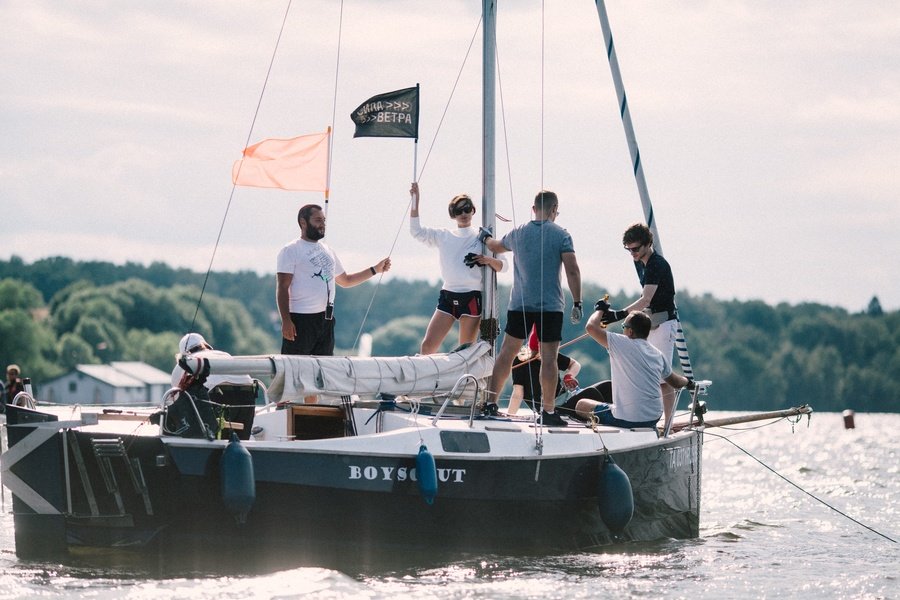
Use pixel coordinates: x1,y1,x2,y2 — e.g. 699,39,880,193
504,310,563,342
282,312,335,355
436,289,482,319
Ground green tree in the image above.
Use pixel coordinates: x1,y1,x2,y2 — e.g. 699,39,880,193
57,333,97,371
0,278,44,310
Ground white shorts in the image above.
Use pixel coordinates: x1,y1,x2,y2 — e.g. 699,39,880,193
647,319,677,381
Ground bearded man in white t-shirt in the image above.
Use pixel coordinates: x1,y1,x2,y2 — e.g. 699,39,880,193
276,204,391,357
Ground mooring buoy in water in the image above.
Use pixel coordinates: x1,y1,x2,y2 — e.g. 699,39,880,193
842,409,855,429
598,454,633,533
221,432,255,523
416,444,438,504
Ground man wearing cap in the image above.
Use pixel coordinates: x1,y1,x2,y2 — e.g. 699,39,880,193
4,364,26,408
277,204,392,357
169,333,257,439
170,333,253,391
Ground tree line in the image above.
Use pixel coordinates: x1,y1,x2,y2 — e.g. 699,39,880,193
1,256,897,413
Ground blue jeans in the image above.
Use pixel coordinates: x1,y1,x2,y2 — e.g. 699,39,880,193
591,402,659,429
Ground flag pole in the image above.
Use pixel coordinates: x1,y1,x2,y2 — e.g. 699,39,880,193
413,84,420,180
324,126,332,214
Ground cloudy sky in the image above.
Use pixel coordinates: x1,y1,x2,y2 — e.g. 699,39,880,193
3,1,898,312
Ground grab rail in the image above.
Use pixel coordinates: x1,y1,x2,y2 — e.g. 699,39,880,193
431,374,481,428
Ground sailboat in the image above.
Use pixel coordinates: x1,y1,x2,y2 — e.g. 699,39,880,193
1,2,810,564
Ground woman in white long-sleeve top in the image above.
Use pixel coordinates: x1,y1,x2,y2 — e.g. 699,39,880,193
409,182,507,354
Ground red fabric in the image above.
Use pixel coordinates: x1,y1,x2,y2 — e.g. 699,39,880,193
528,324,539,352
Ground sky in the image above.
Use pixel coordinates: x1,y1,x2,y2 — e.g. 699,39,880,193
3,1,898,312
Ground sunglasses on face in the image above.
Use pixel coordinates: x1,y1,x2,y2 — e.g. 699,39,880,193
452,204,474,216
624,244,643,254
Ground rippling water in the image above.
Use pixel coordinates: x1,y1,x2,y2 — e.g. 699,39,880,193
1,411,897,599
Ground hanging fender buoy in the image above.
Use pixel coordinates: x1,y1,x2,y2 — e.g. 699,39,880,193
597,454,633,533
221,432,256,524
416,444,438,505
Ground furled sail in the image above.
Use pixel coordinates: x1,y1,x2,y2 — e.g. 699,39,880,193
192,341,493,403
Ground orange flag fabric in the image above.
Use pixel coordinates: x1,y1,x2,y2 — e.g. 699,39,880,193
232,130,329,192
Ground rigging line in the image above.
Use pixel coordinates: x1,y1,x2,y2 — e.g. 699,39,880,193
417,14,483,183
324,0,345,210
703,429,898,545
511,333,590,370
189,0,294,332
348,14,483,351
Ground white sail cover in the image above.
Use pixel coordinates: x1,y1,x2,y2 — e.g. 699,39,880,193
199,341,494,404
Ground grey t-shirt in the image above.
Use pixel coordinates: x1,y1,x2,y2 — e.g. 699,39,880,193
501,220,575,312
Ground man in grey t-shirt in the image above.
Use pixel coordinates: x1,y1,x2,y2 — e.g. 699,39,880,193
482,190,582,427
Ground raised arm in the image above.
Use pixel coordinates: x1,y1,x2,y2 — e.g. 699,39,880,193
409,182,419,218
585,309,609,348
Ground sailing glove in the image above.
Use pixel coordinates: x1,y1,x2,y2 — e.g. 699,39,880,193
570,302,583,324
594,297,610,313
600,309,628,325
562,374,579,391
477,226,493,243
463,252,480,268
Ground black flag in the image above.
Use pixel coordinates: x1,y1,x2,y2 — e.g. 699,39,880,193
351,86,419,139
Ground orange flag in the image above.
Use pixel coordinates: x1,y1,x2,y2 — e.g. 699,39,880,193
232,130,329,192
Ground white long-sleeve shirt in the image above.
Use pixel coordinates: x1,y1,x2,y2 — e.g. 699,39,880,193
410,217,506,292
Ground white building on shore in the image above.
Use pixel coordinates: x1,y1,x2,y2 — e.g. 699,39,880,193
39,361,171,406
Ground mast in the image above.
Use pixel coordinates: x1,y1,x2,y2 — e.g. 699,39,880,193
594,0,695,382
593,0,663,256
481,0,499,349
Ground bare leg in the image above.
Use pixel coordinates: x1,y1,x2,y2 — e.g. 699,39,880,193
457,315,480,347
489,334,523,406
420,310,456,354
539,340,561,413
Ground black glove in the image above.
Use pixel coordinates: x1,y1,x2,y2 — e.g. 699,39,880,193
600,309,628,325
685,379,696,391
594,297,610,313
477,226,493,243
463,252,480,268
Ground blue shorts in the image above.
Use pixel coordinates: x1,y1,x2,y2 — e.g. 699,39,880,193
591,402,659,429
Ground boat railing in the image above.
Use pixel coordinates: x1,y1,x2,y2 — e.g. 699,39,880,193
10,391,37,410
431,374,482,428
661,379,712,437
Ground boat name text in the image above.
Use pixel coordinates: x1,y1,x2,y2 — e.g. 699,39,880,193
348,465,466,483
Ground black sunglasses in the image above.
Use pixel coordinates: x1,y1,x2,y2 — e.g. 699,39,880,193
624,244,643,253
452,204,474,216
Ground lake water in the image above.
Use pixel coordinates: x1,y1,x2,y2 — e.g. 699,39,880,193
1,411,897,599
